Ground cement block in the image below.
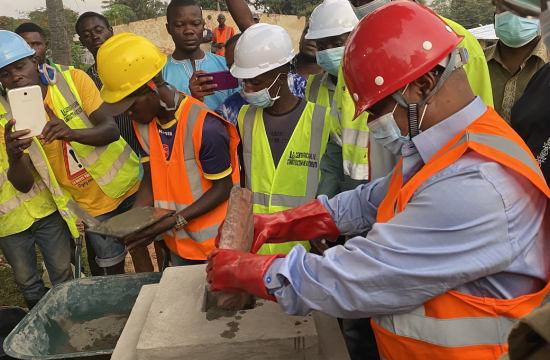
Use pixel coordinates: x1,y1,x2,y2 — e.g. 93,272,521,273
137,265,318,360
312,312,351,360
112,284,158,360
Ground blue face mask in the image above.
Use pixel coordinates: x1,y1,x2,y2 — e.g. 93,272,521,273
352,0,391,20
368,111,410,156
316,47,344,76
495,11,541,48
243,74,282,108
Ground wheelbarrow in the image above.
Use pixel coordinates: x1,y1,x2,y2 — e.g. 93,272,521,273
3,272,162,359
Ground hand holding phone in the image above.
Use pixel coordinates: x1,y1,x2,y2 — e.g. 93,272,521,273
2,119,33,162
189,71,218,102
197,70,239,92
7,85,47,139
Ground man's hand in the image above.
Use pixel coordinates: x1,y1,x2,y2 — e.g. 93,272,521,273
122,215,176,251
309,237,330,256
4,119,33,163
189,71,217,102
217,42,225,48
40,103,75,145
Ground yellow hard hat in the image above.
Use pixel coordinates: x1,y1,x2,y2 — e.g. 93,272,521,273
98,33,167,105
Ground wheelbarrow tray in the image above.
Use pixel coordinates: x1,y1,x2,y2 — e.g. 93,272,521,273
3,272,162,359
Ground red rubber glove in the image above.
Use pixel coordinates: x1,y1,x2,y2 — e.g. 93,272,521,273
250,200,340,253
206,249,286,302
214,200,340,254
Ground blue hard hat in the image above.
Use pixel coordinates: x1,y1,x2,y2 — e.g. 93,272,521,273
0,31,36,69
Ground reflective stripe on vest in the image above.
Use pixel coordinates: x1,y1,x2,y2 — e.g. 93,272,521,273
134,95,240,259
306,73,324,103
241,103,327,209
0,106,78,237
373,107,550,360
335,63,371,181
51,72,139,198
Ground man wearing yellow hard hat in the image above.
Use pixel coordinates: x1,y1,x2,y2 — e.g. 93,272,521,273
97,33,240,265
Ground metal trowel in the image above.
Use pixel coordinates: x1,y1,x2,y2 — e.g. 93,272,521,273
66,200,175,242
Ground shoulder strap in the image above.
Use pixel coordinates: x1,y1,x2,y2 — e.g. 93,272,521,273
54,74,94,128
307,73,324,103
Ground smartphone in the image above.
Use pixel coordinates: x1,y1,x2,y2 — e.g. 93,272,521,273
197,70,239,92
7,85,47,139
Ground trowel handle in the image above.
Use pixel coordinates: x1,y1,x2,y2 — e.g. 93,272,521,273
75,235,83,279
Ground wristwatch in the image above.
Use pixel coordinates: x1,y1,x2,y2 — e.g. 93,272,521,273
172,213,188,231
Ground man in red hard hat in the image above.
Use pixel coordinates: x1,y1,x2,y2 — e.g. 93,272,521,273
207,2,550,359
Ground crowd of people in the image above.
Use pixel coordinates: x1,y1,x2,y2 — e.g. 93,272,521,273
2,0,550,358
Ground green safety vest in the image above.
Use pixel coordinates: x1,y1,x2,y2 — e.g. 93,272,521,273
0,70,139,236
50,69,139,199
238,102,330,255
333,15,494,182
0,112,79,238
0,130,64,237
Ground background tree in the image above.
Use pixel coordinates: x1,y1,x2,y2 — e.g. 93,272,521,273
101,0,168,21
196,0,228,11
103,4,137,25
46,0,72,65
0,16,23,31
244,0,321,17
429,0,494,29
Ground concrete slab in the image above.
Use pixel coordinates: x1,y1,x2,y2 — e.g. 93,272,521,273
137,265,318,360
112,284,158,360
312,312,351,360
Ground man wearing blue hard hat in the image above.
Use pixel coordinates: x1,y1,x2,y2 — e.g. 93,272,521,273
0,31,74,309
0,30,141,281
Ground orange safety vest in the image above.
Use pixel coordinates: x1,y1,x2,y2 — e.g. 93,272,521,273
372,107,550,360
214,26,233,56
133,95,240,260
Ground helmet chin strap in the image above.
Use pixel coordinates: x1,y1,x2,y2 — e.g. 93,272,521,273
146,80,179,111
391,47,467,138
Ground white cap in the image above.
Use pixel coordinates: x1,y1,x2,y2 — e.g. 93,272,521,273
231,23,296,79
306,0,359,40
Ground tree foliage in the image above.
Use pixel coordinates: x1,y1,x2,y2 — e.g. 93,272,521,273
24,7,79,40
429,0,494,29
196,0,228,11
244,0,322,17
0,16,23,31
102,0,168,21
103,4,137,25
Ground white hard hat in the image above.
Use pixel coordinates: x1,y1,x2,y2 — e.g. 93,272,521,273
231,23,296,79
305,0,359,40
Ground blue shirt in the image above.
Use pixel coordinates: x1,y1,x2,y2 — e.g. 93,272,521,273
264,97,550,319
214,74,307,126
162,53,237,111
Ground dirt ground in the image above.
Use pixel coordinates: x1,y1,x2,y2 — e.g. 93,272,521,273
0,241,161,307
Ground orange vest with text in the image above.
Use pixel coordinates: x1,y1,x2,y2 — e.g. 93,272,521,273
134,95,240,260
372,107,550,360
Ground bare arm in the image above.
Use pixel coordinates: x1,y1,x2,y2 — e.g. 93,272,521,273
124,175,234,250
226,0,255,32
4,119,35,193
132,162,154,208
41,105,120,147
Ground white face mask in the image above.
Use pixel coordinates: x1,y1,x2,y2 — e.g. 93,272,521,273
243,74,283,108
367,84,429,155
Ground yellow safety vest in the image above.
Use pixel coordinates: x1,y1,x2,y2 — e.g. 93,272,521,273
0,114,79,238
238,102,330,254
0,130,62,237
50,69,139,199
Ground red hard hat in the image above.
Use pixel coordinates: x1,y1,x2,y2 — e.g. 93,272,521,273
343,1,464,119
